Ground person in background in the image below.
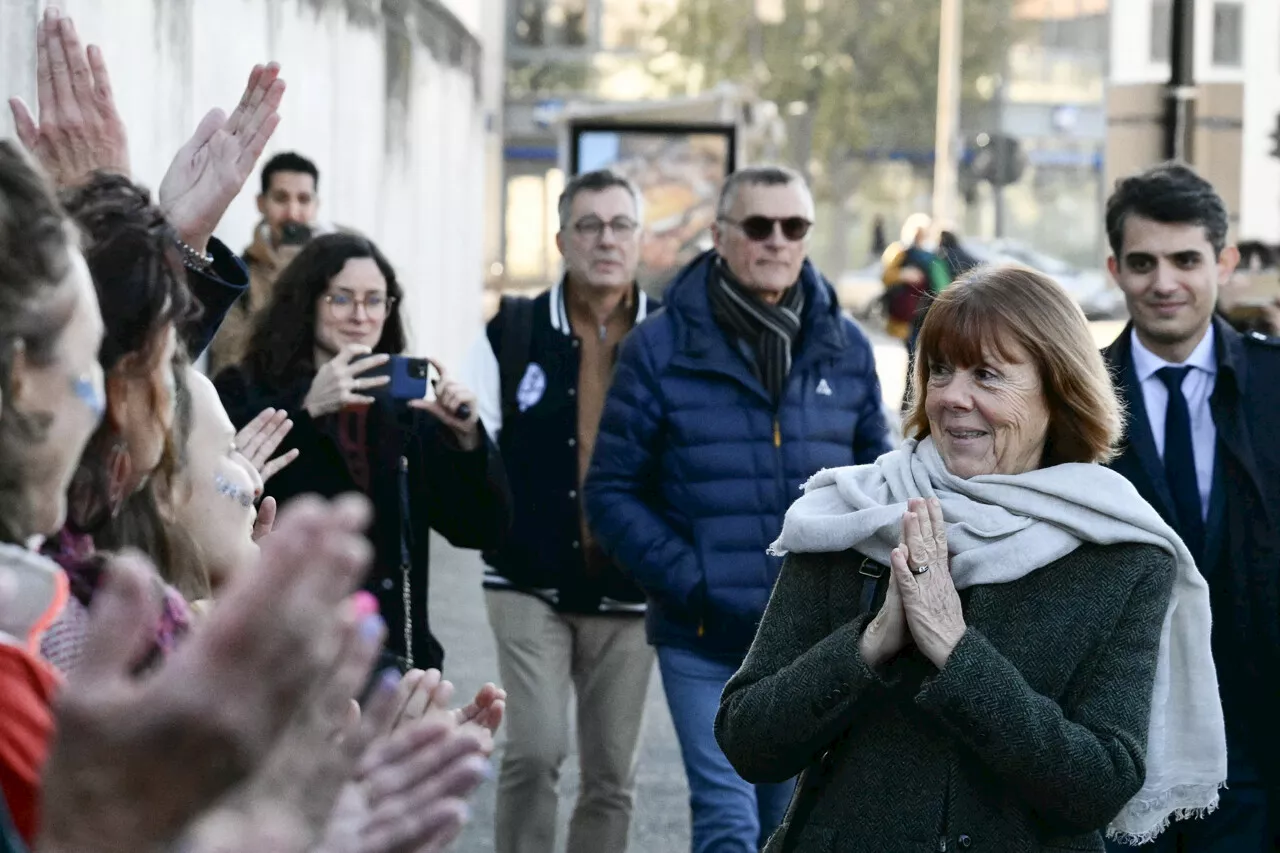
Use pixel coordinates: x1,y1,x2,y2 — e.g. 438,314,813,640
206,151,326,375
870,214,887,261
586,166,892,853
881,215,948,412
937,229,981,283
464,169,657,853
1102,162,1280,852
716,264,1224,852
215,233,511,673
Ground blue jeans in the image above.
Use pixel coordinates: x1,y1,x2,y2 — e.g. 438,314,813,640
657,645,796,853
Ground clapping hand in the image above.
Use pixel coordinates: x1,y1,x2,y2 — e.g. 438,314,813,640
235,407,299,484
158,63,286,253
386,667,506,755
9,9,129,188
888,497,967,669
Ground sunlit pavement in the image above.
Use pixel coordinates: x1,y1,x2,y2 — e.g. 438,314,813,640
434,316,1130,853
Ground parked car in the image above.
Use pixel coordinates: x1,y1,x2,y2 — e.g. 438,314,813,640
964,238,1125,320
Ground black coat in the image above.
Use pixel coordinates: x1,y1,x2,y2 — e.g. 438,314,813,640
1103,318,1280,808
181,238,251,360
214,367,511,671
716,543,1174,853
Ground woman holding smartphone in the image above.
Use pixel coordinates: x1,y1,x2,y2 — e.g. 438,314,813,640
213,233,511,672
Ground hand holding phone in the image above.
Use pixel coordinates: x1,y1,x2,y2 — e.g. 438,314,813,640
375,356,472,420
406,358,481,450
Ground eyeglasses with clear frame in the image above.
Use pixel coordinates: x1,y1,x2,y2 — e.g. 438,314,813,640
323,292,396,319
571,216,640,242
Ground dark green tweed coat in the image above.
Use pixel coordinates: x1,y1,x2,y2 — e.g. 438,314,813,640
715,542,1175,853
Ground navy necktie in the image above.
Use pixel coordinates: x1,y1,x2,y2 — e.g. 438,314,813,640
1156,366,1205,563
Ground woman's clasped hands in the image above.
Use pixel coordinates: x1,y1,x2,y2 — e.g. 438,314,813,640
858,497,968,670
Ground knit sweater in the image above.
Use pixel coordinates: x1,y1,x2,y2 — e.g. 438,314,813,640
715,541,1175,853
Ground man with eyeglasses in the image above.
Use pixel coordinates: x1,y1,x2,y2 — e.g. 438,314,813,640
585,166,893,852
464,169,658,853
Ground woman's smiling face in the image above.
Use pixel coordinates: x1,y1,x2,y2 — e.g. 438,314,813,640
924,335,1050,479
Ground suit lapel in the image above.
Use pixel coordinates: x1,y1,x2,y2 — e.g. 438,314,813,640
1208,319,1272,544
1110,333,1179,522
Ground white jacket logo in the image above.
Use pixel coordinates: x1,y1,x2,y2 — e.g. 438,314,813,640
517,363,547,412
815,378,833,396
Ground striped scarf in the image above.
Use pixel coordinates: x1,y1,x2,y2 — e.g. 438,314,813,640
707,258,806,402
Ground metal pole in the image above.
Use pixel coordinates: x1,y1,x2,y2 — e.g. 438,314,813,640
932,0,963,225
1164,0,1196,161
993,75,1007,238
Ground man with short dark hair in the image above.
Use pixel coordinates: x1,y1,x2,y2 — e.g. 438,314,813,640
465,169,657,853
207,151,326,374
1102,162,1280,852
586,165,892,852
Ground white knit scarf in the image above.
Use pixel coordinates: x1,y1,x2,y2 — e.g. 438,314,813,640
769,437,1226,845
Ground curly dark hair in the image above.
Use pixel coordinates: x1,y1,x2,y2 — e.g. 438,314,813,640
61,172,198,535
0,143,81,544
1105,162,1229,260
240,232,407,390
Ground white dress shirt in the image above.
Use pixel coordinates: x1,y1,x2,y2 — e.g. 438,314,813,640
1130,325,1217,520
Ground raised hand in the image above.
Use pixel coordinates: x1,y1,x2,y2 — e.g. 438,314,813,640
158,63,286,253
235,407,299,484
303,345,390,418
8,9,129,188
890,497,967,669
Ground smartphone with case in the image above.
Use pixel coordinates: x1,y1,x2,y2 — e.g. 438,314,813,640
365,356,438,402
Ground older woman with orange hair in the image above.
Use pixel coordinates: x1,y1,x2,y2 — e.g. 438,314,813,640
715,264,1227,852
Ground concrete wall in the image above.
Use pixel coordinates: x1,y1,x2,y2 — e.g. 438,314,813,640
1107,0,1280,242
1,0,493,368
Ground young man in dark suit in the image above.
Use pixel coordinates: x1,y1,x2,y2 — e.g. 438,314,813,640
1102,162,1280,852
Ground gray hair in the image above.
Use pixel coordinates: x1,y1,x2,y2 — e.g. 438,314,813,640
557,170,645,231
716,165,809,219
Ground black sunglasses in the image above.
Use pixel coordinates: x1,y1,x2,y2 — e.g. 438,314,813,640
719,215,812,242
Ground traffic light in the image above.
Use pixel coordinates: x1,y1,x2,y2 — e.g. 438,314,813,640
969,133,1027,187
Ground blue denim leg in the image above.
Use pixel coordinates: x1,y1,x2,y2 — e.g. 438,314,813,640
657,645,796,853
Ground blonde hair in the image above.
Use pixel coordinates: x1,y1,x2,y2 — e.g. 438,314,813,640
904,264,1123,466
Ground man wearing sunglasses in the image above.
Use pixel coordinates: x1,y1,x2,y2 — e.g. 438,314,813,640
586,166,892,853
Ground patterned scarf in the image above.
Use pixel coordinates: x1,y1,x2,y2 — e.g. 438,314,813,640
707,258,806,402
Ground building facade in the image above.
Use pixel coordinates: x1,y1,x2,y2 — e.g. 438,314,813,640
1107,0,1280,243
1,0,496,368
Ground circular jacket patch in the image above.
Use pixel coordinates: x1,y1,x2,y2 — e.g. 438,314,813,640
517,363,547,412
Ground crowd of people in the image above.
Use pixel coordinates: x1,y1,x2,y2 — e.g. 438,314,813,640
2,7,1279,853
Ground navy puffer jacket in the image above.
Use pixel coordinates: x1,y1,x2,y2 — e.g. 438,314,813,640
584,251,892,659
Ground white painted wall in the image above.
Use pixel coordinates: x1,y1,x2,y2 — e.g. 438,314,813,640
1,0,493,369
1108,0,1280,241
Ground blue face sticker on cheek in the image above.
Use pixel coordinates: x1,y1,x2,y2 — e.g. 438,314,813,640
214,474,256,508
72,375,106,420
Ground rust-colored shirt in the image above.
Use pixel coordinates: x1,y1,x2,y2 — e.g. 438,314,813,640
565,281,636,568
